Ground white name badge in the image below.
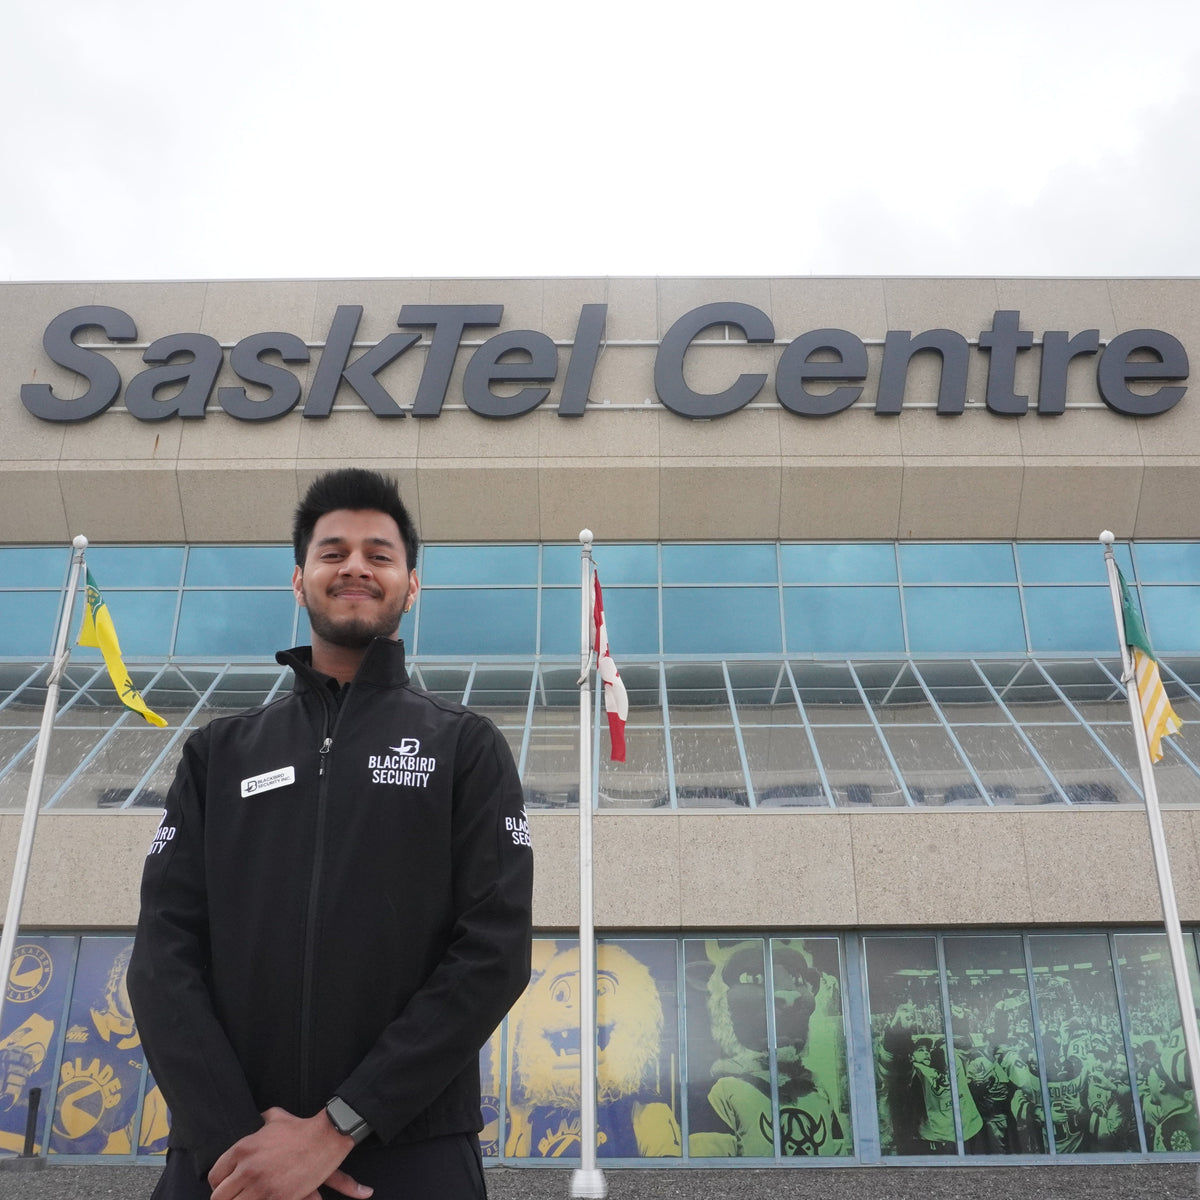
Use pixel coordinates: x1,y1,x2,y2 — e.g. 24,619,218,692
241,766,296,797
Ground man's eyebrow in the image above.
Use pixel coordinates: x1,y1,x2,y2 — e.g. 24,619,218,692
314,535,399,548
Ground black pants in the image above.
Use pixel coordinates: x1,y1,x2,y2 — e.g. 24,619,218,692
152,1133,487,1200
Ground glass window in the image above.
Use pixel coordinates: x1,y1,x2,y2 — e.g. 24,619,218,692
742,725,828,806
1022,724,1139,805
417,590,537,656
770,938,853,1156
900,544,1016,584
1024,588,1116,653
0,593,61,656
540,587,658,657
1142,587,1200,654
542,543,658,585
0,936,78,1154
685,939,771,1156
1018,543,1131,584
1113,932,1200,1154
781,543,896,584
663,588,781,654
505,938,681,1160
662,544,777,584
598,712,669,809
174,592,295,657
784,587,903,654
184,546,293,587
1135,543,1200,583
864,935,953,1155
809,726,904,807
942,935,1046,1154
48,936,151,1156
905,587,1026,654
951,725,1056,806
85,546,185,588
0,547,71,588
671,725,746,808
1028,932,1139,1154
879,725,977,806
419,545,538,586
73,591,178,658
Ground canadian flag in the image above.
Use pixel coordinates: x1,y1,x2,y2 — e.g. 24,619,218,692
592,573,628,762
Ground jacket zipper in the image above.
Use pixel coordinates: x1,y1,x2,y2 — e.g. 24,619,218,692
299,691,345,1106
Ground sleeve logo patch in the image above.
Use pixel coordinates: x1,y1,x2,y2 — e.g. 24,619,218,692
241,766,296,797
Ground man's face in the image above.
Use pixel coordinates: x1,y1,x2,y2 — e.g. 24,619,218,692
292,509,418,650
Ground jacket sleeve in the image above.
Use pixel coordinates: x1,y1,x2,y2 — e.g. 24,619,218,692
127,730,264,1174
335,714,534,1142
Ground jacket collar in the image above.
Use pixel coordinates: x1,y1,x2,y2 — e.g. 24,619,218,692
277,637,410,693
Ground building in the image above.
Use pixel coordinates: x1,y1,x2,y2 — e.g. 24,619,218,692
2,276,1200,1166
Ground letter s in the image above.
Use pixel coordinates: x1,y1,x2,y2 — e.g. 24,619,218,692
21,306,137,421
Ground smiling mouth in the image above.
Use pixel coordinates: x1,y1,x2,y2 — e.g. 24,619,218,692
543,1025,614,1058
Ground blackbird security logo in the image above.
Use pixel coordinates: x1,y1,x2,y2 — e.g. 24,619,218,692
369,739,437,787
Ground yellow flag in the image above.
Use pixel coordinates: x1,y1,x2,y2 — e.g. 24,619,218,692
77,569,167,727
1118,565,1182,763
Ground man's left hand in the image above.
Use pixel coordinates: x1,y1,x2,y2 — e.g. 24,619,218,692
208,1107,372,1200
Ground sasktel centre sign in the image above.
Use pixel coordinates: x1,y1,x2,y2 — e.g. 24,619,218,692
19,301,1189,424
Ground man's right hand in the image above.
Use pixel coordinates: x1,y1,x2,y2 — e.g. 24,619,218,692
208,1107,372,1200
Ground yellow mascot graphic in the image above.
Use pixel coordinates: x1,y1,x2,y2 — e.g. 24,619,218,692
506,942,680,1157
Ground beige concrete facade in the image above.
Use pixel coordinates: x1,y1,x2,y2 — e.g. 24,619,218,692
2,276,1199,936
6,808,1200,932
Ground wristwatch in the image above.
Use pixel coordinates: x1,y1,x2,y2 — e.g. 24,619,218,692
325,1096,372,1146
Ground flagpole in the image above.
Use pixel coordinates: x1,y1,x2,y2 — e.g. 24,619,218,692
0,535,88,1042
571,529,605,1200
1100,529,1200,1102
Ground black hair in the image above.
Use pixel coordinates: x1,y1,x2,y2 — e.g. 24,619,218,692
293,469,419,570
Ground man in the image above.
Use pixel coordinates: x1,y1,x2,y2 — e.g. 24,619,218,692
128,469,534,1200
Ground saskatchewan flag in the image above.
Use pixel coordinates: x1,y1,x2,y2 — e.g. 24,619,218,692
1117,565,1181,763
77,569,167,727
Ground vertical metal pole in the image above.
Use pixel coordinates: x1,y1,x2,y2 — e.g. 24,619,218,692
0,537,87,1044
1100,531,1200,1103
571,530,605,1199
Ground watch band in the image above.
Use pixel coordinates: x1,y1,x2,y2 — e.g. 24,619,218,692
325,1096,371,1145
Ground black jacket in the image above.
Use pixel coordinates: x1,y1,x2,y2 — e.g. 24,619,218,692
127,638,534,1173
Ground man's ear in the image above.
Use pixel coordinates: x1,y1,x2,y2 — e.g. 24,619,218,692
404,571,420,614
292,564,306,608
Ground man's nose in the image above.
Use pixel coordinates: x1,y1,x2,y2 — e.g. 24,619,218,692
340,550,372,575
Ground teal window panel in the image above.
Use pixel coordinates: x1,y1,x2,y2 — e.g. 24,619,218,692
663,588,781,654
784,587,904,653
900,543,1016,584
542,543,658,586
662,544,777,584
85,546,185,588
419,545,538,586
1141,586,1200,653
1018,542,1133,584
905,586,1025,653
417,589,537,656
780,543,896,584
540,587,658,656
1024,587,1116,652
185,546,295,587
1134,543,1200,583
0,592,61,656
0,547,71,588
74,590,178,657
174,591,294,656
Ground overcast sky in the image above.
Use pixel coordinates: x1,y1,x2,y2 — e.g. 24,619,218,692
4,0,1199,281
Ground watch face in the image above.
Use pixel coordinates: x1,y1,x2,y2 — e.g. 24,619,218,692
327,1098,363,1135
